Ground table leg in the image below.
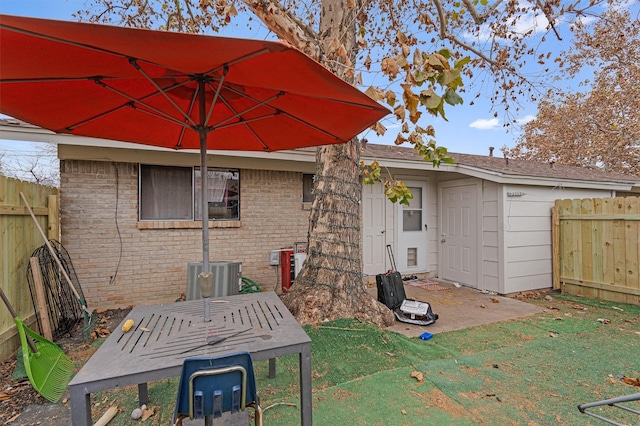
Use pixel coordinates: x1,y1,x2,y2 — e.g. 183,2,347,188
269,358,276,379
69,385,91,426
299,344,312,426
138,383,149,405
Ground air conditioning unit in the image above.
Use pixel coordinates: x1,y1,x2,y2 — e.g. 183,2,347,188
186,262,242,300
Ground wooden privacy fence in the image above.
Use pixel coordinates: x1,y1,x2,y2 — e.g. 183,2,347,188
552,196,640,305
0,175,59,362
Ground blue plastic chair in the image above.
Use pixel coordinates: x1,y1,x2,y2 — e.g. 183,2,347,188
173,352,262,425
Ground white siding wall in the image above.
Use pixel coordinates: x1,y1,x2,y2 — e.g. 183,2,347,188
426,177,439,275
501,184,613,293
481,181,500,292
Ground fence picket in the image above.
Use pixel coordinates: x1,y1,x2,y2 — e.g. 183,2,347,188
0,175,59,362
554,196,640,305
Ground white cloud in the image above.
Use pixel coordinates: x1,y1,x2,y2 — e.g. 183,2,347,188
516,114,536,125
465,1,554,43
469,118,500,130
509,10,549,36
576,15,598,26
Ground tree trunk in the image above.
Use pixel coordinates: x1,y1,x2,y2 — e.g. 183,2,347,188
281,0,394,327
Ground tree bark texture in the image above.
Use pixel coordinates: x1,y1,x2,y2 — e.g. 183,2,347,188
281,0,394,327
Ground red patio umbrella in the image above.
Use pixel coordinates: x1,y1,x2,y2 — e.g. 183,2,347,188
0,14,388,320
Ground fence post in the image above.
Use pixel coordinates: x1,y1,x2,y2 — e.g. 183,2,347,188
551,203,560,290
47,194,60,241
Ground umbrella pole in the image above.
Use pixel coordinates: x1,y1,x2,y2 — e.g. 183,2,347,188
198,80,212,322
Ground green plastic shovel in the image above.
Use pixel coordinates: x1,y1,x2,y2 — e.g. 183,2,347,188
0,286,75,402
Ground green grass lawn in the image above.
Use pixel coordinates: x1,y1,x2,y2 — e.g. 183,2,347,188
91,293,640,425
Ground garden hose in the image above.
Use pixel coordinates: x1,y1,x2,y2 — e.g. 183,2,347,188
240,276,261,294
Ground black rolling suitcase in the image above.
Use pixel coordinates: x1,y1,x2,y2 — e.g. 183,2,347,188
376,270,405,310
376,245,438,326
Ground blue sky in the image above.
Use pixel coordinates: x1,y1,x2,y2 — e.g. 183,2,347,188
0,0,603,158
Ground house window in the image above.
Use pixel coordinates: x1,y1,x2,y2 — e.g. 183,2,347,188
402,186,422,231
194,168,239,220
139,165,239,221
303,174,315,203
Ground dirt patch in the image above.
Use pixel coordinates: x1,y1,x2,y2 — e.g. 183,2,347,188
0,307,131,425
418,388,468,418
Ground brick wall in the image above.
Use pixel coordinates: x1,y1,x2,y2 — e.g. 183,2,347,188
60,160,310,309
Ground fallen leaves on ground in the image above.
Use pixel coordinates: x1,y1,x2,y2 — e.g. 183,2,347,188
141,407,154,420
622,377,640,387
411,371,424,382
515,291,540,299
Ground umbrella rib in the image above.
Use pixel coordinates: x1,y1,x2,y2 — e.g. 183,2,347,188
209,91,283,129
64,77,192,132
212,85,345,141
68,79,194,131
204,67,228,132
213,113,279,131
214,94,345,141
175,89,199,149
129,105,196,132
129,58,198,128
243,124,270,151
279,111,343,141
202,48,271,77
0,77,102,83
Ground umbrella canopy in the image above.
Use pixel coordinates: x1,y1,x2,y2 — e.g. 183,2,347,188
0,15,388,151
0,14,389,319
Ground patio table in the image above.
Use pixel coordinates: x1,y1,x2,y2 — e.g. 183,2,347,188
68,291,312,425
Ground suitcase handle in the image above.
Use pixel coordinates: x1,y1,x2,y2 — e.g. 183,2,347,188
386,245,397,272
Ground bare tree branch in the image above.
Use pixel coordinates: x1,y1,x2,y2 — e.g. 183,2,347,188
461,0,504,25
242,0,322,60
432,0,497,66
535,0,562,41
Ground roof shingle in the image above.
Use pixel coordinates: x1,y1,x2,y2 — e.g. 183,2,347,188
362,143,640,185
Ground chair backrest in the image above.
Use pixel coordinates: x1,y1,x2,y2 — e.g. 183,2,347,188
174,351,259,420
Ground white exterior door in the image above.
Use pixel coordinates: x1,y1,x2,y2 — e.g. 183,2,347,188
441,183,478,286
362,182,386,276
397,182,428,273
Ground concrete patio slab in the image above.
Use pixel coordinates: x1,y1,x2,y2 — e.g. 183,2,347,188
367,278,546,338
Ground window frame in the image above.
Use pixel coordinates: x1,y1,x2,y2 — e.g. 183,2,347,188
138,164,240,222
302,173,315,204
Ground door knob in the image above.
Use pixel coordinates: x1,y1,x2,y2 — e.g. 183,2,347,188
381,229,385,234
441,238,446,242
